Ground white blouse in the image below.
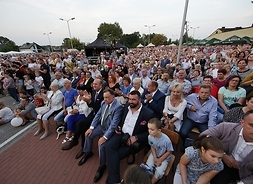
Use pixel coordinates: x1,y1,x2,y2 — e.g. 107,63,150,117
163,96,187,120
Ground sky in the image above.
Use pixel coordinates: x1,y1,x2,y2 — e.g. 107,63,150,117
1,0,253,46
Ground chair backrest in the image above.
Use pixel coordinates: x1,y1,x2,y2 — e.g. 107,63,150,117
161,128,179,144
164,154,175,176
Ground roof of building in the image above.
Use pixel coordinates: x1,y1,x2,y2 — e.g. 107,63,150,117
206,24,253,41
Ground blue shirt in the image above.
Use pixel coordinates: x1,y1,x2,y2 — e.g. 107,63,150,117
157,79,171,95
63,88,78,107
186,93,218,128
120,84,132,95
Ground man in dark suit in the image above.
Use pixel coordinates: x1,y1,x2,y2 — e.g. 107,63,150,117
201,110,253,184
105,90,154,184
141,80,166,119
62,79,104,151
78,89,123,182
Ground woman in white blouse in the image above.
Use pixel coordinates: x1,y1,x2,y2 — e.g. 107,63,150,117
34,83,64,140
129,78,144,95
62,85,93,144
163,83,187,132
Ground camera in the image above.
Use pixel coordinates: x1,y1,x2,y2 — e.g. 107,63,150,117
168,114,174,119
121,133,140,151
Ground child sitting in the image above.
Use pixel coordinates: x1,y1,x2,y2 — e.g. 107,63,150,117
173,135,224,184
140,118,173,184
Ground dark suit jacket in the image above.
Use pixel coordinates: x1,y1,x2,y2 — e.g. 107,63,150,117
87,89,104,115
141,89,165,119
201,123,253,184
83,77,94,93
119,104,154,143
71,76,80,89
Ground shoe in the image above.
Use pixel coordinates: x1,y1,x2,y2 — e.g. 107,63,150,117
140,163,153,176
62,136,70,144
78,152,93,166
75,149,84,159
93,165,106,182
34,129,44,136
61,141,78,150
40,132,50,140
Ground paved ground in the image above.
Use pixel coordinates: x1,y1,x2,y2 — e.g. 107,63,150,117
0,94,36,150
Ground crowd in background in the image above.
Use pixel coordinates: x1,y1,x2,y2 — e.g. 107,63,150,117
0,43,253,183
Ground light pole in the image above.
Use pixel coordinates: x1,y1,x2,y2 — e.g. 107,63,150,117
43,32,53,52
190,26,200,39
177,0,189,63
59,17,75,49
144,24,155,44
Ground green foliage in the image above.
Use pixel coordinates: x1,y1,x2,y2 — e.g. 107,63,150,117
151,34,167,46
119,32,141,48
0,36,19,52
62,37,84,50
97,22,123,43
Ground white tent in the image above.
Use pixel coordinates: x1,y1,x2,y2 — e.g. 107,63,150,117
136,43,144,48
168,43,177,47
146,43,155,47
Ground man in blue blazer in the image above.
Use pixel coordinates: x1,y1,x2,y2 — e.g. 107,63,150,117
77,89,123,176
105,90,154,184
141,80,166,119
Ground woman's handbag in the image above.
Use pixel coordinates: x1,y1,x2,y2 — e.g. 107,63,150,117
35,105,50,115
35,93,54,115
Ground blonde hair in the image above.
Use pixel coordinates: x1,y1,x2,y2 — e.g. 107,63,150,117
170,83,184,102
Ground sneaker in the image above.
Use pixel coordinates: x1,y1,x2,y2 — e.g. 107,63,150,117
140,163,153,176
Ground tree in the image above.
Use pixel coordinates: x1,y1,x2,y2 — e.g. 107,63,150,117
62,37,84,50
0,36,19,52
119,32,141,48
151,34,167,46
97,22,123,43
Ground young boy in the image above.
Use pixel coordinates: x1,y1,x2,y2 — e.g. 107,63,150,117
140,118,173,184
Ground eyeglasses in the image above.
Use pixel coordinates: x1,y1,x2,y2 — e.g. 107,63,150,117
231,80,240,82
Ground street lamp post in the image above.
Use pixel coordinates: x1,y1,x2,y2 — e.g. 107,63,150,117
144,24,155,44
190,26,200,39
43,32,53,52
177,0,189,63
59,17,75,49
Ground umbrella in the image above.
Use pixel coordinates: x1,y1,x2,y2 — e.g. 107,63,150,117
205,38,221,45
221,35,247,45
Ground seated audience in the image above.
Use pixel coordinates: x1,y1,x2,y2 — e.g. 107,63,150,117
195,75,218,99
180,84,218,151
14,97,37,126
213,69,227,90
163,83,187,131
170,69,192,97
0,101,15,125
140,118,173,184
201,110,253,184
105,90,154,184
130,78,144,95
34,83,64,140
123,165,151,184
217,75,246,121
62,85,92,144
142,80,166,119
223,95,253,123
173,136,224,184
157,71,171,95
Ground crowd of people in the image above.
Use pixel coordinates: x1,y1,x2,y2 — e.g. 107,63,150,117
0,43,253,184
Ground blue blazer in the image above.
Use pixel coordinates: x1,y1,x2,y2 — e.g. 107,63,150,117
141,89,165,119
91,99,123,140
